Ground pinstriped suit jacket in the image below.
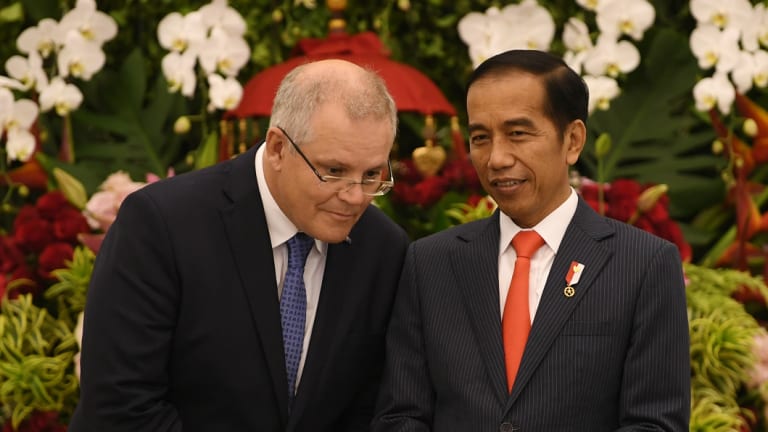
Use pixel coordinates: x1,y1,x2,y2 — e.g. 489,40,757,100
373,198,690,432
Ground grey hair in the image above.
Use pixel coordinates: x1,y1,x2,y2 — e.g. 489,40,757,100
269,61,398,145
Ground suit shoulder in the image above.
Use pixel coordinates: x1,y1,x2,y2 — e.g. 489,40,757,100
597,215,680,259
353,205,409,244
412,218,490,249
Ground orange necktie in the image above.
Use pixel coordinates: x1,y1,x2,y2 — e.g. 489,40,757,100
502,230,545,393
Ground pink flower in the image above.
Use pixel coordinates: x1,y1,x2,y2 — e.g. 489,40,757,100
83,171,145,231
748,332,768,389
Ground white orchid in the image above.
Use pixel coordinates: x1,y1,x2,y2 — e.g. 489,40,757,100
2,98,38,134
207,74,243,111
161,51,197,97
39,77,84,116
693,73,735,114
197,27,250,77
0,88,38,162
458,2,555,68
499,0,555,51
740,3,768,53
5,129,36,162
157,11,206,53
583,35,640,78
199,0,247,37
731,50,768,92
595,0,655,41
689,24,741,73
158,0,250,107
58,0,117,45
5,52,48,92
563,18,593,53
0,88,15,134
576,0,606,12
458,8,517,68
57,32,106,80
690,0,753,31
16,18,61,58
0,76,27,91
583,75,620,113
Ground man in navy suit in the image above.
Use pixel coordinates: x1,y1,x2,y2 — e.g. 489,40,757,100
373,50,690,431
70,59,409,431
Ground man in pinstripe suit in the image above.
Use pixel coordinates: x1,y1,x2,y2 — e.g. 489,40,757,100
372,50,690,431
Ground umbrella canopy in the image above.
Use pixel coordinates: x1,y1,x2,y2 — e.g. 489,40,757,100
228,31,457,118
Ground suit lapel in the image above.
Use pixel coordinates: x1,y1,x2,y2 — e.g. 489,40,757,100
506,198,615,407
452,212,509,404
220,145,290,425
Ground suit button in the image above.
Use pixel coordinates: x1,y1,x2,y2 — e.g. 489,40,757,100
499,423,519,432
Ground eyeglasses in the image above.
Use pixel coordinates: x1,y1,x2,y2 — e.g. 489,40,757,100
276,126,394,197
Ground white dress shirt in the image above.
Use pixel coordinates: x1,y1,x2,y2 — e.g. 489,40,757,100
255,145,328,391
498,188,578,323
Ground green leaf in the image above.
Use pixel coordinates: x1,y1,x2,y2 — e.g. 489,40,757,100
0,2,23,23
578,27,720,221
195,131,219,170
19,0,58,21
117,48,148,113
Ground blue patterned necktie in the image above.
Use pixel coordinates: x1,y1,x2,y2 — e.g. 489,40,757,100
280,232,314,405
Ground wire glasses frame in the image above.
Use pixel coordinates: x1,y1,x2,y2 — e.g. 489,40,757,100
276,126,395,196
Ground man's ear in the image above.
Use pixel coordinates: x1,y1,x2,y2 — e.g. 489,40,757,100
564,120,586,166
264,127,287,171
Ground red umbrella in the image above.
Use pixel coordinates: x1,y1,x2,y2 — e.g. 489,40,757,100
228,31,457,118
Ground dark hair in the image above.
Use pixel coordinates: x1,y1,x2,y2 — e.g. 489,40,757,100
466,49,589,134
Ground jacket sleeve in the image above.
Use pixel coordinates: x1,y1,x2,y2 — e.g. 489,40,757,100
69,190,183,432
614,242,690,431
372,243,434,432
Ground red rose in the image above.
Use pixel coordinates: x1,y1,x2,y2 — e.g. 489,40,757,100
6,266,38,299
441,159,481,190
392,183,418,205
37,242,74,280
579,181,600,202
643,202,670,224
394,159,423,183
606,179,641,222
35,191,70,220
0,236,25,273
2,410,67,432
13,205,41,231
411,176,450,207
13,218,53,253
53,207,90,242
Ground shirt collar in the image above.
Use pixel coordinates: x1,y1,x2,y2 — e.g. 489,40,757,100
499,188,578,255
255,145,326,254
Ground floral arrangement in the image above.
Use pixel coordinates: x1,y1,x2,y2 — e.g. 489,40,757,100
0,191,89,298
576,176,692,261
157,0,250,170
0,189,92,429
1,0,768,429
457,0,653,115
379,155,485,239
0,0,116,168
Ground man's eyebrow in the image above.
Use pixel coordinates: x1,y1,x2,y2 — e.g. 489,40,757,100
502,117,535,128
468,117,535,133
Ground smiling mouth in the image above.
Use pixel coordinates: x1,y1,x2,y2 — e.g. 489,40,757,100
492,179,526,187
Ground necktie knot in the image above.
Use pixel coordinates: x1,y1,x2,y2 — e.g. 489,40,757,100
287,232,314,267
512,230,544,259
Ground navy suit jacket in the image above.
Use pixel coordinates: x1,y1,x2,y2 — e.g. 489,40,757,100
373,198,690,431
70,145,409,431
